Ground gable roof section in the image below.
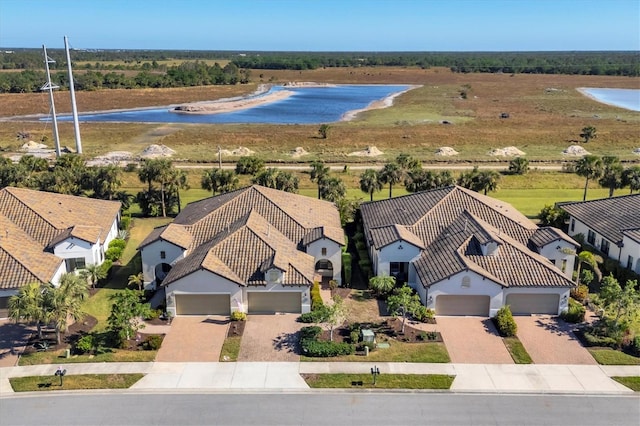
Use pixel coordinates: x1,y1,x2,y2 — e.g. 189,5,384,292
369,224,425,250
529,227,578,250
622,228,640,244
163,211,317,287
0,215,63,289
559,194,640,245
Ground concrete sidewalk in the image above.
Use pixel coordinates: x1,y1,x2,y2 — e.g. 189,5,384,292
1,362,638,395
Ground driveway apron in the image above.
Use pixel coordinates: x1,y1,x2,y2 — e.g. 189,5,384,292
238,314,302,362
435,317,514,364
156,316,229,362
514,316,597,364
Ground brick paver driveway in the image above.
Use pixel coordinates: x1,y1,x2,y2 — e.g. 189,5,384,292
238,314,303,362
0,320,32,367
433,317,513,364
156,316,229,362
514,316,596,364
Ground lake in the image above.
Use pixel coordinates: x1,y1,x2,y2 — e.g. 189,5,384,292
55,85,412,125
579,88,640,112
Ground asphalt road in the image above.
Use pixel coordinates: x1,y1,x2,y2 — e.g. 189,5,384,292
1,392,638,426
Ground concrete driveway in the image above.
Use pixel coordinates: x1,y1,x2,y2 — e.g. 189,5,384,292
156,316,229,362
238,314,303,362
0,320,33,367
434,317,513,364
514,316,597,365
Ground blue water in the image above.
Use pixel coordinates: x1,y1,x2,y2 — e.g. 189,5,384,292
580,88,640,112
55,85,411,124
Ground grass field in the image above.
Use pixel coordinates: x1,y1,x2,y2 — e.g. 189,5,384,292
1,67,638,164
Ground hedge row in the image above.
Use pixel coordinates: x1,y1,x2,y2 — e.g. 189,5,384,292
311,282,323,311
300,326,354,357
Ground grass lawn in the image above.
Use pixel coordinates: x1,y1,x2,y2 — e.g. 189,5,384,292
219,336,241,362
10,374,144,392
302,373,454,389
301,341,450,363
18,348,157,366
587,348,640,365
612,376,640,392
503,337,534,364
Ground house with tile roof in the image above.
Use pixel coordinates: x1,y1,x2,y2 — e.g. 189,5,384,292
559,194,640,274
138,185,345,316
360,186,577,317
0,187,121,317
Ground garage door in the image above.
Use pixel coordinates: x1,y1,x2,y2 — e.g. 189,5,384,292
175,294,230,315
248,292,301,314
0,296,8,318
435,295,490,316
505,294,559,315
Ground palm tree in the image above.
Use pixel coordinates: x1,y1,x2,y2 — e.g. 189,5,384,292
83,263,107,289
167,168,190,213
274,170,299,193
154,159,175,218
508,157,529,175
49,273,88,344
319,176,346,202
395,153,421,171
252,168,280,188
128,273,145,291
93,165,122,200
359,169,382,201
575,155,604,201
379,162,403,198
575,251,603,287
476,170,500,195
8,282,48,339
580,126,597,143
622,166,640,194
368,274,396,297
598,156,624,197
310,161,330,199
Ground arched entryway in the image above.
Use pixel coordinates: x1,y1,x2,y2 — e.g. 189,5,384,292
315,259,333,278
154,263,172,286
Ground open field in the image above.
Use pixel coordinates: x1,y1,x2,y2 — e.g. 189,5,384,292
0,67,638,164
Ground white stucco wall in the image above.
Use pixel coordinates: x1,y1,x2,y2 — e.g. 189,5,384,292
140,240,186,285
503,286,571,315
568,217,621,261
50,261,67,286
306,238,343,284
620,235,640,274
424,271,504,316
103,214,120,248
375,240,421,277
53,237,100,267
538,240,577,280
164,269,310,316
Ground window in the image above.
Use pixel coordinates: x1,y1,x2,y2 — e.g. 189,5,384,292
160,251,166,259
561,259,567,273
628,256,634,271
65,257,86,272
600,239,610,256
587,230,596,245
461,276,471,288
570,219,575,232
321,247,327,256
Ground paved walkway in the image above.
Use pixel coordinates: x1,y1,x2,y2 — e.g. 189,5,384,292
1,362,638,395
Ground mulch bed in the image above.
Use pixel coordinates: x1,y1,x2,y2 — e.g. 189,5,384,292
227,320,245,338
317,318,442,344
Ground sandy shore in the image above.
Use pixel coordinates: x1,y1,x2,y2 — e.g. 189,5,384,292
171,87,295,115
576,87,640,112
341,85,422,121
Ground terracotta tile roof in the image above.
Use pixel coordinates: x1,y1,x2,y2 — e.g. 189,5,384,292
622,228,640,244
362,186,573,290
529,227,577,250
559,194,640,245
0,215,63,289
163,211,316,287
0,187,120,290
369,224,425,250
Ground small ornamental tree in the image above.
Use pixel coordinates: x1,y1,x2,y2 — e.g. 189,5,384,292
107,289,152,345
386,285,423,333
323,295,348,342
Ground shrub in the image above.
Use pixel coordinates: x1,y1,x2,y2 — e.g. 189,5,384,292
299,307,328,323
311,282,324,311
581,330,619,348
350,330,360,344
99,259,113,277
570,285,589,303
355,240,366,251
105,246,123,262
561,298,586,323
144,309,162,321
632,336,640,356
302,339,354,357
231,311,247,321
413,306,435,322
360,341,375,352
342,252,352,286
124,163,138,172
143,335,163,350
120,215,132,230
300,326,322,341
494,306,517,337
108,238,126,250
329,280,338,290
75,335,94,354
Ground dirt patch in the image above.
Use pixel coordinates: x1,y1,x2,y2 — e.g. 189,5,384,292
435,146,459,156
320,318,442,344
140,144,176,158
227,320,245,337
348,146,383,157
487,146,526,157
290,146,309,158
563,145,590,156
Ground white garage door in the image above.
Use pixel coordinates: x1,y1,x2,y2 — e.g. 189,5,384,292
435,295,490,316
175,294,230,315
505,294,559,315
248,292,301,314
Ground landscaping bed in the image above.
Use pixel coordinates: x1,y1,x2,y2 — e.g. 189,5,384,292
220,320,245,362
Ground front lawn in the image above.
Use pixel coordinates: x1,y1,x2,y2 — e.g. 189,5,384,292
503,337,533,364
18,348,157,366
302,373,454,389
301,341,450,363
612,376,640,392
219,336,241,362
587,348,640,365
10,374,143,392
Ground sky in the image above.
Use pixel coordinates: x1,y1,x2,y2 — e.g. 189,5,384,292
1,0,638,51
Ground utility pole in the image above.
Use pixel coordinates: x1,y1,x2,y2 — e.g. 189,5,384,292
41,45,61,157
64,36,82,154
